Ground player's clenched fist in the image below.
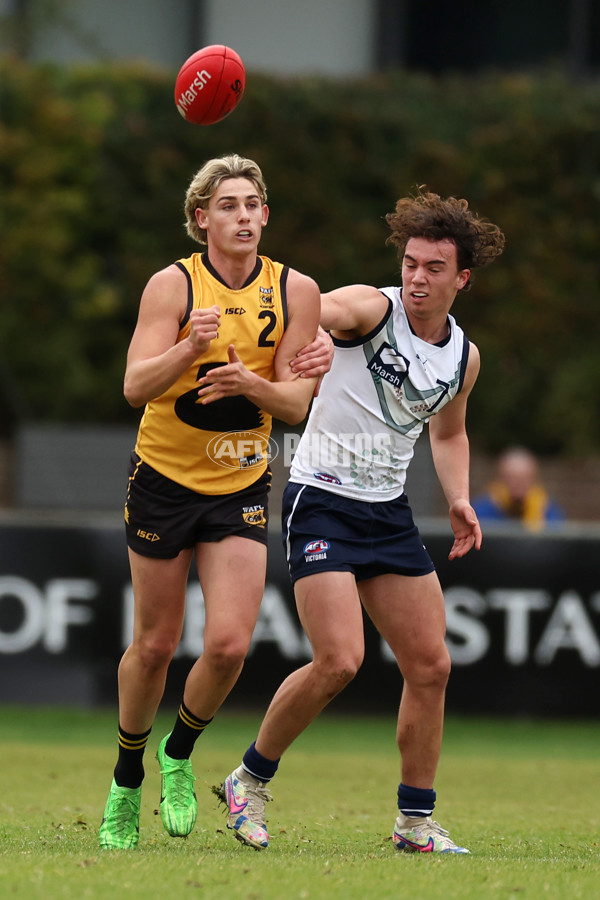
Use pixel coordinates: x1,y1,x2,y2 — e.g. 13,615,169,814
189,305,220,354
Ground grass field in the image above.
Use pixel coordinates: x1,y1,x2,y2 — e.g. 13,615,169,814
0,706,598,899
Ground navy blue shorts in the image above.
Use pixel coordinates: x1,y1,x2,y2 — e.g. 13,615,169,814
282,481,435,584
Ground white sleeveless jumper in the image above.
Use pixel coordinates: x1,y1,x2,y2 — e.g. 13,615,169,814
289,287,470,502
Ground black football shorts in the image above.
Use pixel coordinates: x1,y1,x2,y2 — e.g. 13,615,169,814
125,453,271,558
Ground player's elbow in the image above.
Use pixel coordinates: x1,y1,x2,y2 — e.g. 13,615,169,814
125,394,145,409
278,401,309,426
123,380,146,408
278,379,318,425
280,411,304,426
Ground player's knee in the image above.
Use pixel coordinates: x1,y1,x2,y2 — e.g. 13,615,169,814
135,633,179,671
404,646,451,692
317,648,363,691
431,650,452,688
204,636,249,676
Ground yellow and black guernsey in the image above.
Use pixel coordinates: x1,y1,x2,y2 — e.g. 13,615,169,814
134,252,288,494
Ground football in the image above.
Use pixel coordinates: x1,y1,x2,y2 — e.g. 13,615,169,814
174,45,245,125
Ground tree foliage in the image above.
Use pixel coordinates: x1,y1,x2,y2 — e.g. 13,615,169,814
2,58,600,454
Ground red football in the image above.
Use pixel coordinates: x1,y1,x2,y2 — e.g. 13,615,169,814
174,45,245,126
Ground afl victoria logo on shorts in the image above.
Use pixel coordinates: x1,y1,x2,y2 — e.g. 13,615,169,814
303,539,330,562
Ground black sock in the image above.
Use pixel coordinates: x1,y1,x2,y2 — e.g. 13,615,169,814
165,702,213,760
113,725,152,789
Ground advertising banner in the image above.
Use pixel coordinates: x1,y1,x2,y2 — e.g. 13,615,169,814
0,516,599,716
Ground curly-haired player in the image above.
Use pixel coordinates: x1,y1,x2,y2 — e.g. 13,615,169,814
216,188,505,854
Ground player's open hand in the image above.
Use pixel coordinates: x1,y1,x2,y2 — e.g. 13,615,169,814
197,344,253,403
189,305,221,354
289,327,334,398
290,327,333,378
448,499,482,560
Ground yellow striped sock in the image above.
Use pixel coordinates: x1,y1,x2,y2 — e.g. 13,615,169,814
164,703,214,759
114,725,152,788
177,703,213,733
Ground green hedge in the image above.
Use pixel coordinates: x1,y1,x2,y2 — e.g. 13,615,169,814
2,57,600,455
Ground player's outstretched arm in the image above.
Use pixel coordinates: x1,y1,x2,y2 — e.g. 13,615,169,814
289,284,389,384
319,284,385,334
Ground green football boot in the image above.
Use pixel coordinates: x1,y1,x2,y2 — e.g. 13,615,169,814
99,778,141,850
156,733,197,837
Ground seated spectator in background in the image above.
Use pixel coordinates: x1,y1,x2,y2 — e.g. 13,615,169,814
472,446,564,531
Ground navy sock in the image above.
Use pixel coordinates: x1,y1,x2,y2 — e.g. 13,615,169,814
397,782,436,817
241,741,280,782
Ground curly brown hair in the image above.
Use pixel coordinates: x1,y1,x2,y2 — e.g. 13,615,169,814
386,187,505,289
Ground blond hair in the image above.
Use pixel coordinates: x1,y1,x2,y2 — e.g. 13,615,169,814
184,154,268,245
